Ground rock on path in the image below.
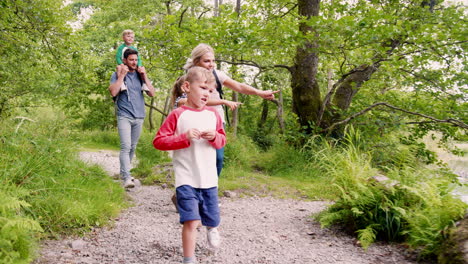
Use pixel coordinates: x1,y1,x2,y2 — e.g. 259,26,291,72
33,150,425,264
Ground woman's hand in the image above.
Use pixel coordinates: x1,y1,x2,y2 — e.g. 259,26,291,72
223,100,242,111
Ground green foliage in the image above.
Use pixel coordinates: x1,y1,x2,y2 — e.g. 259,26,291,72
315,128,466,258
131,131,171,181
0,114,128,263
72,129,120,150
224,133,260,169
0,189,42,264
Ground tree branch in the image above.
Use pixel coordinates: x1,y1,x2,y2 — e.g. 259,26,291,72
396,40,468,58
216,59,292,73
198,7,211,19
145,103,167,117
178,7,188,27
317,68,334,126
279,3,298,18
323,102,468,133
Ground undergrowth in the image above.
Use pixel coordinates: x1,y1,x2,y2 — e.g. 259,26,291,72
0,115,128,264
313,127,466,259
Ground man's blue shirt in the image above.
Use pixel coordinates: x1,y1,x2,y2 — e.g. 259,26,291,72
110,71,146,119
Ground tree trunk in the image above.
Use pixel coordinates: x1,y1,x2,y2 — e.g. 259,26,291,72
331,64,379,111
231,92,239,136
291,0,322,132
214,0,219,17
258,100,269,128
235,0,241,14
231,2,241,136
149,97,155,131
271,92,285,134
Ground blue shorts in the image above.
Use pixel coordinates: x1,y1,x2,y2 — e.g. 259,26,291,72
176,185,220,227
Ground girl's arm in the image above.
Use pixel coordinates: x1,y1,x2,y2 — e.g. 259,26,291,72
175,97,187,108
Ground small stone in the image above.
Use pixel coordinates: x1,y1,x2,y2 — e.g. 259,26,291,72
223,190,237,198
69,240,86,250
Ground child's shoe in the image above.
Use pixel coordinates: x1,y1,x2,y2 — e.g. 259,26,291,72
120,83,128,91
207,227,221,248
142,83,149,92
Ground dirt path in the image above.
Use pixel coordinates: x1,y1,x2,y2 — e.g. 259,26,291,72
33,150,425,264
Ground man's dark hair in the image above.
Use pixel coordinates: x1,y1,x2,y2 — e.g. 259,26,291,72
123,48,138,59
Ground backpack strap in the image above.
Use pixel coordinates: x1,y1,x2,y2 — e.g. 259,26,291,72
212,69,230,126
212,70,224,99
112,71,144,102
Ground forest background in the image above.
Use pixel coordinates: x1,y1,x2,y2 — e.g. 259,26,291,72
0,0,467,263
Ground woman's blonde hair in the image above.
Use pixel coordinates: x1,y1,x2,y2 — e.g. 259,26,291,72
183,43,215,70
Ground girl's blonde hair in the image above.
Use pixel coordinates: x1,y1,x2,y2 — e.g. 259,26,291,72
170,75,186,109
183,43,215,70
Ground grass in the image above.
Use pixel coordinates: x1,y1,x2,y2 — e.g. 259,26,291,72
0,114,128,264
7,115,458,262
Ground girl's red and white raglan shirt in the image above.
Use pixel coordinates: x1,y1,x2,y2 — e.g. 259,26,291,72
153,105,226,189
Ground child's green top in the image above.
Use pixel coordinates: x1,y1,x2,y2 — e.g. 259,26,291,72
116,43,143,66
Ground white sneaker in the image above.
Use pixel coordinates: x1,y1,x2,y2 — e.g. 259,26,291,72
142,83,149,92
123,178,134,188
120,83,127,91
207,227,221,248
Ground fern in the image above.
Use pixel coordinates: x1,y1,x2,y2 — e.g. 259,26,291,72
357,225,378,249
0,189,42,264
315,131,467,259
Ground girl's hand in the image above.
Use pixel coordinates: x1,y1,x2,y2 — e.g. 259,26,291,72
200,130,216,141
186,128,201,140
137,66,146,76
223,100,242,111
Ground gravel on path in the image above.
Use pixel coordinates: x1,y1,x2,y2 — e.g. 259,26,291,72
33,150,424,264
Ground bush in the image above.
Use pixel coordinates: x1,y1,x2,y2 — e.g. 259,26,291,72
315,131,466,259
0,116,128,263
224,133,260,169
132,131,172,182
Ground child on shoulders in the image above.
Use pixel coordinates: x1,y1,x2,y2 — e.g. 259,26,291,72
115,29,149,92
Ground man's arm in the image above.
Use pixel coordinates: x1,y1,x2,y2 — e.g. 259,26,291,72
108,66,128,97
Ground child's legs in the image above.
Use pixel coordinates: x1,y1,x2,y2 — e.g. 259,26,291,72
182,220,200,258
199,187,220,228
177,185,203,258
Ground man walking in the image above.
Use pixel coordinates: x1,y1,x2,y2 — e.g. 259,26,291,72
108,49,155,188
